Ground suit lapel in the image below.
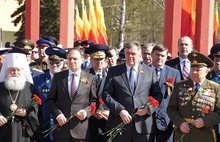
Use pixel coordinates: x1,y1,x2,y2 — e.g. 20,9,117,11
134,64,143,94
120,64,132,94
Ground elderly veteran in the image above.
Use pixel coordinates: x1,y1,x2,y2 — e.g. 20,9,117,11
167,52,220,142
33,46,66,142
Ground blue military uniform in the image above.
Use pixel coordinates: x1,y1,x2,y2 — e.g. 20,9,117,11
34,71,53,141
206,43,220,142
33,46,66,142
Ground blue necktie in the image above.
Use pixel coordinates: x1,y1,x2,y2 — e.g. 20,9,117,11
129,67,135,93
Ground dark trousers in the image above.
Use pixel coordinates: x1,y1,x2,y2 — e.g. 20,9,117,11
112,125,154,142
54,138,89,142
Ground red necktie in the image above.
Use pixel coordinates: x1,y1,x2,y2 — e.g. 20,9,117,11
71,73,77,100
183,60,189,80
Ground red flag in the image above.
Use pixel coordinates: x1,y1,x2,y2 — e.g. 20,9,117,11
82,0,91,40
74,5,84,41
88,0,98,44
181,0,197,45
213,2,219,44
94,0,108,45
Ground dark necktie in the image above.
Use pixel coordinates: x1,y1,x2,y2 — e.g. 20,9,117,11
71,73,77,100
155,68,161,80
195,83,200,92
97,74,102,85
129,67,135,93
183,60,189,80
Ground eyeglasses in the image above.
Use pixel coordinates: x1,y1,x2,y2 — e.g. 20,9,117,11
32,51,38,54
49,61,62,66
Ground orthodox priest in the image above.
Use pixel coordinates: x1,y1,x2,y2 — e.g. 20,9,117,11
0,46,42,142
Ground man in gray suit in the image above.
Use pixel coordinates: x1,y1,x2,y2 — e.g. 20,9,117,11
150,44,181,142
102,41,163,142
47,48,97,142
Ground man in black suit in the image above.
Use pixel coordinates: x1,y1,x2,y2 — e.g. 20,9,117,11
150,44,181,142
46,48,97,142
166,36,193,80
85,44,112,142
102,41,163,142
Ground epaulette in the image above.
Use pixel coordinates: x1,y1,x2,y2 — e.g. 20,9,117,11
32,68,43,73
177,79,189,84
208,80,220,86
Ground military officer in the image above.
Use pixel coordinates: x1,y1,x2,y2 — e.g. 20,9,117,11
33,46,66,142
16,39,43,77
167,52,220,142
30,39,52,72
85,44,112,142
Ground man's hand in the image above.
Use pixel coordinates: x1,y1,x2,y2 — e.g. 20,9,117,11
56,114,67,126
119,110,132,124
0,115,7,126
15,108,27,117
180,122,191,133
193,118,205,128
93,110,103,119
75,109,87,121
136,107,149,116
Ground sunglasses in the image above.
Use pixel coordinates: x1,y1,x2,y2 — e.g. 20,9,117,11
32,51,38,54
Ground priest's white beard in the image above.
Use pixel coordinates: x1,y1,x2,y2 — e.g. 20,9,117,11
4,74,26,91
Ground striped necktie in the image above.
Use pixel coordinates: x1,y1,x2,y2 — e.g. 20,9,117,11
71,73,77,100
183,60,189,80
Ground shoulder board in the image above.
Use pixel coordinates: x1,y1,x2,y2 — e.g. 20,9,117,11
32,68,43,73
177,79,189,83
208,80,220,86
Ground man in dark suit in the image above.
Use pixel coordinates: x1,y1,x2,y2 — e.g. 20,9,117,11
150,44,181,142
166,36,193,80
167,52,220,142
46,48,97,142
102,41,163,142
85,44,112,142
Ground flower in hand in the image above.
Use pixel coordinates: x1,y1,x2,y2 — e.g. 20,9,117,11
102,96,159,142
43,105,93,138
5,94,42,123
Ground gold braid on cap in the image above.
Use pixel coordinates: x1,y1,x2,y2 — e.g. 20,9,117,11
22,45,32,50
191,60,207,67
91,51,106,58
50,55,62,60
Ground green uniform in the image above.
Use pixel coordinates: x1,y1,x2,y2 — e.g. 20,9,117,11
167,79,220,142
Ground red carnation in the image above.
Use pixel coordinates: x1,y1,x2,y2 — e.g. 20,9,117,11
33,94,42,105
99,99,105,104
90,103,96,115
203,107,209,114
166,78,174,83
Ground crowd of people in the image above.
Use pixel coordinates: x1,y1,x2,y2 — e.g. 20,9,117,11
0,35,220,142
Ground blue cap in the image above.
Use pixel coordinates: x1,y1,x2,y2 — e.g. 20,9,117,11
36,39,52,47
45,46,66,62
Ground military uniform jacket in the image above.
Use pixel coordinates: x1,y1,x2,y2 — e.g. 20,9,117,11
33,71,53,141
167,79,220,142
